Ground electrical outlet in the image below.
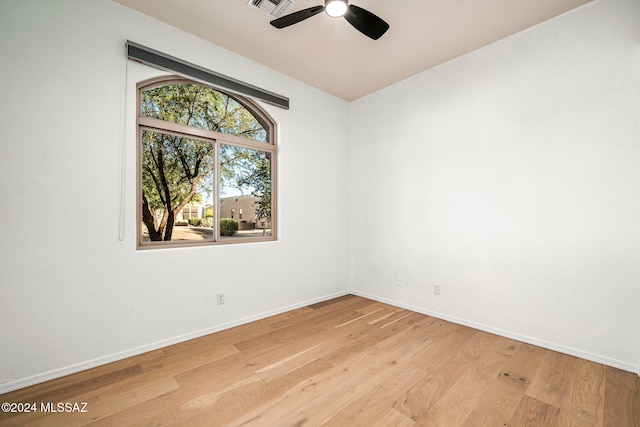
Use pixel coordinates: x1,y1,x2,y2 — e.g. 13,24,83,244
433,284,441,295
395,276,403,287
216,293,225,305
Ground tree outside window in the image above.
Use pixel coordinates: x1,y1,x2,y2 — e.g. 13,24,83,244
137,77,276,248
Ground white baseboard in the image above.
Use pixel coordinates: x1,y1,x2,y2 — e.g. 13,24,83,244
350,290,640,376
0,290,350,394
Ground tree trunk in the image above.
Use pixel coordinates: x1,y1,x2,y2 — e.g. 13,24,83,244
142,195,163,241
164,210,175,241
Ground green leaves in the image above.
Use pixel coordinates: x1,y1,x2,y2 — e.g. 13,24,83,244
141,84,267,141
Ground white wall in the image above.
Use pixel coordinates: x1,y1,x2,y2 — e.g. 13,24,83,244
0,0,351,392
350,0,640,373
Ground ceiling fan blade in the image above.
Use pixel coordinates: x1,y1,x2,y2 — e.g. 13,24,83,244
343,4,389,40
270,5,324,29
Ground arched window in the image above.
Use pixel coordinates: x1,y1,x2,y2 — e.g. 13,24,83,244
137,77,276,248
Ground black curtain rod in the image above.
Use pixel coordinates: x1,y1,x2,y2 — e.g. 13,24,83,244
126,41,289,110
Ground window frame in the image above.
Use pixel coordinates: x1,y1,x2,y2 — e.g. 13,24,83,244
136,76,278,249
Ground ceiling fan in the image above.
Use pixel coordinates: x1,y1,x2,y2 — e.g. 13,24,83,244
270,0,389,40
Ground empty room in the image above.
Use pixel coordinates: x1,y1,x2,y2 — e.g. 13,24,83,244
0,0,638,425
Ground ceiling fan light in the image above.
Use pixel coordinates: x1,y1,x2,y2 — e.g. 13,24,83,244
325,0,348,17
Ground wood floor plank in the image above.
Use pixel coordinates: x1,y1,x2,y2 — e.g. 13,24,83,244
226,347,396,426
393,330,499,421
526,349,577,408
414,338,510,426
96,357,332,427
604,365,640,393
253,344,323,383
252,308,422,384
269,350,410,427
322,312,427,367
463,374,526,426
268,329,427,426
322,364,425,426
490,335,521,356
252,312,394,385
366,407,416,427
501,343,547,386
509,395,560,427
233,304,364,352
373,320,433,364
140,343,240,378
410,329,474,369
558,359,606,426
86,375,263,426
2,376,180,427
179,358,335,426
355,301,392,315
1,295,638,426
173,339,298,391
334,307,386,328
263,295,373,332
463,342,547,426
603,367,640,427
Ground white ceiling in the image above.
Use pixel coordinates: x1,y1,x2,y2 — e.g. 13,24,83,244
114,0,592,101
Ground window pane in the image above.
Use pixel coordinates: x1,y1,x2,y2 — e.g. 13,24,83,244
141,84,268,142
140,130,214,243
219,145,272,240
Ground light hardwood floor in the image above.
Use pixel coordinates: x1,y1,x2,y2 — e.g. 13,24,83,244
1,295,638,426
